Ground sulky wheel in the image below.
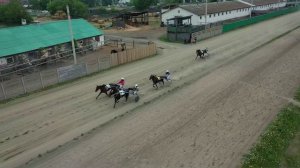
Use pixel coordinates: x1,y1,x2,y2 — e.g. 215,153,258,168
135,95,140,102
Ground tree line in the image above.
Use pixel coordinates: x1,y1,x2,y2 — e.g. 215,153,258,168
0,0,219,25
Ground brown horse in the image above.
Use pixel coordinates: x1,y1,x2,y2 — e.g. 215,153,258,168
149,74,166,89
95,83,120,99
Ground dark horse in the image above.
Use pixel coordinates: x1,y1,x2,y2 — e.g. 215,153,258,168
111,49,118,54
113,86,139,108
113,89,129,108
95,83,120,99
149,74,165,89
195,48,209,59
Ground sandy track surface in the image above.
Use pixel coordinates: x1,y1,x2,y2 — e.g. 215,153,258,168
0,12,300,168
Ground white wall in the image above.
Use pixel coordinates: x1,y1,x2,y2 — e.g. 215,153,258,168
198,8,251,24
118,0,130,4
161,7,199,25
162,1,287,26
253,2,287,11
162,7,251,25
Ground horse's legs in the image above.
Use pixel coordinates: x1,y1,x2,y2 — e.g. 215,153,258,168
96,92,102,99
113,100,116,108
108,89,113,97
114,97,118,108
195,52,200,60
153,82,157,88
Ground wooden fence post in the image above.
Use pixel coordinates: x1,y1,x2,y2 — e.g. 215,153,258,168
39,72,44,89
97,57,101,71
125,50,128,63
85,63,88,75
109,54,113,67
0,83,6,99
56,68,60,83
117,53,120,65
21,77,26,94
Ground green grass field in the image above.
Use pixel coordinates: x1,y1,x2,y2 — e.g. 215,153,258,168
242,87,300,168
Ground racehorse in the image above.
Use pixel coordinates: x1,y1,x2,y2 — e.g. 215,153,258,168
202,48,208,57
109,86,121,97
95,84,110,99
149,74,165,88
113,86,139,108
95,83,120,99
113,89,129,108
111,49,118,54
195,48,208,59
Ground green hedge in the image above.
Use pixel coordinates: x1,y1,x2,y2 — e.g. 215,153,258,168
223,7,300,33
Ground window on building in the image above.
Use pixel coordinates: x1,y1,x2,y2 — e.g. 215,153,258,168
6,57,14,64
222,12,224,15
214,13,216,17
178,10,180,13
209,14,211,18
200,16,202,19
218,13,220,16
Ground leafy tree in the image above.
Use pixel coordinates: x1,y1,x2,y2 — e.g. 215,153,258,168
0,0,32,25
47,0,88,18
160,0,185,4
80,0,98,7
29,0,50,10
102,0,113,6
131,0,157,10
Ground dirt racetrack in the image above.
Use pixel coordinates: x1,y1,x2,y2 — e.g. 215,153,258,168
1,12,300,168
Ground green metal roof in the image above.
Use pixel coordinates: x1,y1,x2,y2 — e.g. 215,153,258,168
0,19,103,57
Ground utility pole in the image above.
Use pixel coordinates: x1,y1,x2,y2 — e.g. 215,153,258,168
205,0,207,25
250,0,253,18
66,5,77,64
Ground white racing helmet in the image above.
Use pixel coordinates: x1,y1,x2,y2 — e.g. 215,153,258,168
135,84,138,88
166,70,169,73
121,77,125,80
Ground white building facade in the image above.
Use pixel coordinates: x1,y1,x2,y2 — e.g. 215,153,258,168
243,0,287,11
162,0,287,26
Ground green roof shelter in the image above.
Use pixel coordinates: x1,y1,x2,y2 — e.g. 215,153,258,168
0,19,103,58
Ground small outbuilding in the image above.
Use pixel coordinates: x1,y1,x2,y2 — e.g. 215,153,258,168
113,12,149,28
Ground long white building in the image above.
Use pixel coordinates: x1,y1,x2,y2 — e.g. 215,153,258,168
162,0,287,25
